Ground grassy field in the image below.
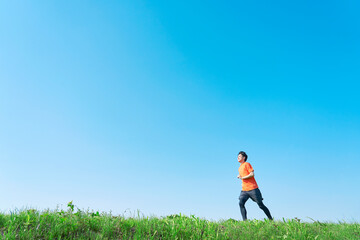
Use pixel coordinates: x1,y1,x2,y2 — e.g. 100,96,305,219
0,202,358,239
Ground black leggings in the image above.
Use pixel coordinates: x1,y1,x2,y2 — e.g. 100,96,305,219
239,188,273,221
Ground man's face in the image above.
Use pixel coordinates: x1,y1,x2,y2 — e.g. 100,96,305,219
238,154,244,163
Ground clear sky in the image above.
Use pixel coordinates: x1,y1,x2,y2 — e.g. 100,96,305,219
1,1,359,222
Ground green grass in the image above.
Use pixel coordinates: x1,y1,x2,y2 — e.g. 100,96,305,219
0,202,359,239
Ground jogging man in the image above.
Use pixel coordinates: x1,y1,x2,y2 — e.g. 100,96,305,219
237,151,273,221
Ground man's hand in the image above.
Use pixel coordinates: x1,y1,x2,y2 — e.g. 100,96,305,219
237,175,242,179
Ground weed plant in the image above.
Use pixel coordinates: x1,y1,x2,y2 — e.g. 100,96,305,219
0,202,358,239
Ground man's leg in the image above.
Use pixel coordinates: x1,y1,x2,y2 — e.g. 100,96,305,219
239,191,250,221
257,201,273,220
250,188,273,220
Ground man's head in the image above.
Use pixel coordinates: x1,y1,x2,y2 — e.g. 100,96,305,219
237,151,248,163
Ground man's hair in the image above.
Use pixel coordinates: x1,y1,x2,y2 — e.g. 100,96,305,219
238,151,248,162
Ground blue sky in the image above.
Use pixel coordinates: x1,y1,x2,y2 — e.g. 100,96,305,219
1,1,359,222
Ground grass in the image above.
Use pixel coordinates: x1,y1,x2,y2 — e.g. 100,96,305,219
0,201,359,239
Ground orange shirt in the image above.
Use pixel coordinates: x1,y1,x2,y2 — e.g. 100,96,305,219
239,162,258,191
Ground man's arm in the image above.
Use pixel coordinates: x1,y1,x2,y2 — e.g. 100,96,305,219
241,171,254,180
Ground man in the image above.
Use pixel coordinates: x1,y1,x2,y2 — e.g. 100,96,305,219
237,151,273,221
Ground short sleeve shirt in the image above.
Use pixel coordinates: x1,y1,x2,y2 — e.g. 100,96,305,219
239,162,258,191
